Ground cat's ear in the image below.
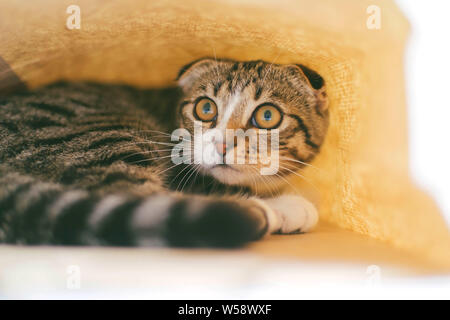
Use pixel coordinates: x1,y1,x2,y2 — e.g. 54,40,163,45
287,64,328,116
176,58,217,90
294,64,324,90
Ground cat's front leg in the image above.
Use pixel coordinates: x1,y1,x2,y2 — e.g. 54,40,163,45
253,194,319,234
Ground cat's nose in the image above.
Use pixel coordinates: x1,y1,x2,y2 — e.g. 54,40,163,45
215,142,227,155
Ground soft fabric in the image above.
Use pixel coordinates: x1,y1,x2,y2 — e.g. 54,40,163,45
0,0,449,271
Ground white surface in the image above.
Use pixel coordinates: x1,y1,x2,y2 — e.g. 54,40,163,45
1,245,449,299
396,0,450,225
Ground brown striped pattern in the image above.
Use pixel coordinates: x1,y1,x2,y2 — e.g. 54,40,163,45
0,58,328,247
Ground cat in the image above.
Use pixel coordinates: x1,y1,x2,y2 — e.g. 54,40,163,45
0,58,328,247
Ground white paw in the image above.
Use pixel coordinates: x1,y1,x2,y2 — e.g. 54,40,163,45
264,194,319,234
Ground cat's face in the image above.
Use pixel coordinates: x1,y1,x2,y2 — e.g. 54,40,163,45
176,59,328,190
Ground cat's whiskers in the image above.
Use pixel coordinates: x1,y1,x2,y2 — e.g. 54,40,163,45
126,144,193,165
280,156,325,173
273,171,301,194
246,161,299,194
262,168,283,197
248,165,278,197
119,148,174,162
192,165,202,191
247,165,260,194
179,164,200,192
278,163,319,193
138,129,192,141
171,163,194,190
183,164,202,192
155,160,185,176
175,166,193,191
264,169,283,197
120,140,179,147
128,154,175,165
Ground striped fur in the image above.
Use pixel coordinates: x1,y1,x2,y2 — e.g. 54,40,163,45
0,82,266,247
0,166,265,246
0,59,328,247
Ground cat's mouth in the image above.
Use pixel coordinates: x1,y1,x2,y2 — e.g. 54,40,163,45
211,164,239,171
205,163,258,186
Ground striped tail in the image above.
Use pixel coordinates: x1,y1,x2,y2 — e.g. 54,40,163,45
0,171,267,247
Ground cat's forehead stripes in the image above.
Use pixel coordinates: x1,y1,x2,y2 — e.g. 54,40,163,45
217,84,261,129
178,58,329,164
203,60,265,96
216,93,241,130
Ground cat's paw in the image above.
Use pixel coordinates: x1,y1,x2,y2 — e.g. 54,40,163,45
263,194,319,234
171,197,268,247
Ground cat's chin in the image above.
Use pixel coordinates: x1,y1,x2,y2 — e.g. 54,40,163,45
205,165,286,195
206,165,253,186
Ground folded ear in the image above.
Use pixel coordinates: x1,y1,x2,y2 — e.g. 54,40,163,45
176,58,218,89
287,64,328,116
295,64,325,90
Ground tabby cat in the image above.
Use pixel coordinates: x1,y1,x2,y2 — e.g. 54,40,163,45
0,58,328,247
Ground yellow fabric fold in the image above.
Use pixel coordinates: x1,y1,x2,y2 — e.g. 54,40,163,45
1,0,449,270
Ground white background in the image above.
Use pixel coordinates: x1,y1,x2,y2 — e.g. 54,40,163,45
396,0,450,225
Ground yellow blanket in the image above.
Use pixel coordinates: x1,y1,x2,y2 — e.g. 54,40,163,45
1,0,449,272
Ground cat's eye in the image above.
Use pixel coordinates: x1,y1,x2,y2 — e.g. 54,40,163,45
251,104,282,129
194,98,218,122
